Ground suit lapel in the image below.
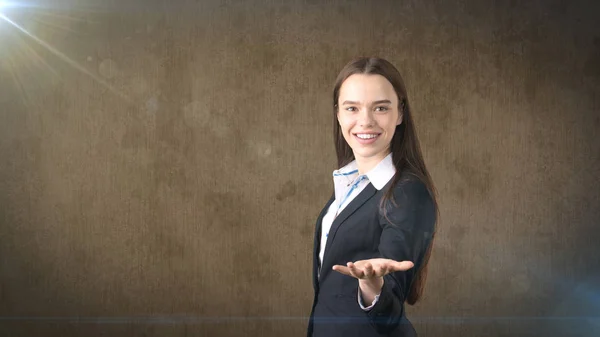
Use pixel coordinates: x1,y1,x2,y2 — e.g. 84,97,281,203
313,193,334,291
320,183,377,278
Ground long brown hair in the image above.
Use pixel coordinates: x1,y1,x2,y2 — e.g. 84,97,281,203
332,57,439,305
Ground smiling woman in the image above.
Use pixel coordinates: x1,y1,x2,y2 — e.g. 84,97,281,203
307,57,439,337
336,74,402,172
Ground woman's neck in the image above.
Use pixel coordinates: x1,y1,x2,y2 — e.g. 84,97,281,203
355,151,390,175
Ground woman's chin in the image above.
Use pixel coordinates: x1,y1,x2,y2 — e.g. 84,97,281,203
351,148,384,159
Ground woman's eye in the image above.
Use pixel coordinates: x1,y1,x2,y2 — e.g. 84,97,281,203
345,107,357,112
375,106,389,112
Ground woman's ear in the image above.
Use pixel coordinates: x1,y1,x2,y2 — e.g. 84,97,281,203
397,99,405,125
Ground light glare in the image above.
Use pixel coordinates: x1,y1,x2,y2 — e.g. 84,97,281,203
0,1,20,10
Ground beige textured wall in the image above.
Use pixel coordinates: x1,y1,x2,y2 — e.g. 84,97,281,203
1,0,599,336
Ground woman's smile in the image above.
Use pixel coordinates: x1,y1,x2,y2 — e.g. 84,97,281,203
353,132,381,144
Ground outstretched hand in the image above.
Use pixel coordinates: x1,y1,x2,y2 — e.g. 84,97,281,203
332,258,414,280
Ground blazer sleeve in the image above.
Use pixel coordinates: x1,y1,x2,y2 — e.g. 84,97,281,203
366,177,436,333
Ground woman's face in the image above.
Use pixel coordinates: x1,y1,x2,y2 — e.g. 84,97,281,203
337,74,402,163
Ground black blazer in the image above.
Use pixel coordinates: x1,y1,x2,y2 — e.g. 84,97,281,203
307,173,436,337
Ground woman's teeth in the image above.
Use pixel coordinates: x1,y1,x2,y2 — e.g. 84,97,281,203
356,134,379,139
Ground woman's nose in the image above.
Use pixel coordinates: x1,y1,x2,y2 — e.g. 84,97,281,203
358,109,375,126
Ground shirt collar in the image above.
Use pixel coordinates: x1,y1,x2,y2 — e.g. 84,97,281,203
332,153,396,191
365,152,396,190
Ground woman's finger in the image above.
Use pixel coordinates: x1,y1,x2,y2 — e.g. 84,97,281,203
364,262,374,278
348,262,365,279
332,265,352,276
390,260,414,272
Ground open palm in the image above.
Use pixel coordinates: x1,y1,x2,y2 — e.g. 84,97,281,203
332,258,414,280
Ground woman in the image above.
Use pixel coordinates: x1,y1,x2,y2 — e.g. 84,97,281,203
307,57,439,337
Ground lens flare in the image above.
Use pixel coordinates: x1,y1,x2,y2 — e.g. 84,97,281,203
0,1,28,14
0,1,13,10
0,1,133,104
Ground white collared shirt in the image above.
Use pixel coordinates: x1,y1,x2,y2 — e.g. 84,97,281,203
318,152,396,310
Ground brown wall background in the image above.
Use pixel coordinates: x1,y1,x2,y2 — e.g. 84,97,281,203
1,0,599,336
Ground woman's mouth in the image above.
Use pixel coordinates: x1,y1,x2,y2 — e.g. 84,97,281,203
353,133,381,145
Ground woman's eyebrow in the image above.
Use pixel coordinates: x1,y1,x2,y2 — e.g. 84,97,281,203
372,100,392,105
341,99,392,105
